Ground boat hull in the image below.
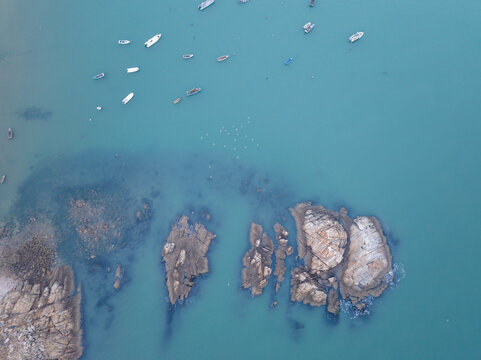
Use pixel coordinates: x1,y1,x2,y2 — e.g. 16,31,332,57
186,88,202,96
126,67,140,73
145,34,162,48
198,0,215,10
217,55,229,62
93,73,105,80
122,93,134,104
118,40,131,45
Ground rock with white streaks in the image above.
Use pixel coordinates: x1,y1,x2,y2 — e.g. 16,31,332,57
340,216,392,302
162,215,215,305
241,223,274,296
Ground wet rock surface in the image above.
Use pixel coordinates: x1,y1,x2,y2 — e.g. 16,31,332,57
162,215,215,305
290,203,393,314
273,223,292,292
241,223,274,296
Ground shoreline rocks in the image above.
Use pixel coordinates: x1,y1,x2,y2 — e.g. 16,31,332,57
162,215,215,305
241,223,274,296
0,266,82,360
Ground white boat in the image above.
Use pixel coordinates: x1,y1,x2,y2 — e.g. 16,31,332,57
349,31,364,43
122,92,134,104
182,54,194,59
303,22,315,34
145,34,162,48
198,0,215,10
126,67,140,73
217,55,229,62
118,40,131,45
0,175,5,184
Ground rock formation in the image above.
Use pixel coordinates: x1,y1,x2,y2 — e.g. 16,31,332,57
162,215,215,305
0,219,83,359
289,203,393,315
273,223,293,292
340,216,392,302
0,266,82,360
241,223,274,296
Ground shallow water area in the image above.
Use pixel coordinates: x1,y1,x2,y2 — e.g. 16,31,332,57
1,0,481,358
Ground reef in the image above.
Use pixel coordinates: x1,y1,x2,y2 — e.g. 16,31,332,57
241,223,274,296
273,223,293,292
0,220,82,360
162,215,215,305
290,203,392,315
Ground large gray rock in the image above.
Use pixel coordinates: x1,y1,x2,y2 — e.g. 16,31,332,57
340,216,392,302
290,267,327,307
162,215,215,305
241,223,274,296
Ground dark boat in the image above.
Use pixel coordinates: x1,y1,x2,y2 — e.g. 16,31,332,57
93,73,105,80
7,128,13,139
186,88,202,96
309,0,316,7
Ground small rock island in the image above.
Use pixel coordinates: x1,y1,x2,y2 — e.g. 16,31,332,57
162,215,215,305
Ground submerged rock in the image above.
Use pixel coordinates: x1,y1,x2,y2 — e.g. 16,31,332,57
241,223,274,296
273,223,292,292
0,266,82,360
340,216,392,303
290,203,347,274
162,215,215,305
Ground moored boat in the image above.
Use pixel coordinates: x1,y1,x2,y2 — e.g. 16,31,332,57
7,128,13,139
238,0,249,3
284,57,293,65
303,22,315,34
349,31,364,43
145,34,162,48
186,88,202,96
93,73,105,80
126,67,140,73
173,97,182,104
309,0,316,6
217,55,229,62
198,0,215,10
182,54,194,59
118,40,131,45
96,106,102,110
122,92,134,104
0,175,5,184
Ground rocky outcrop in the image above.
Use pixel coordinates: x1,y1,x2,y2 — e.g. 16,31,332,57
289,203,393,315
0,266,82,360
113,265,124,290
340,216,392,302
290,267,327,306
162,215,215,305
273,223,293,292
290,203,347,274
241,223,274,296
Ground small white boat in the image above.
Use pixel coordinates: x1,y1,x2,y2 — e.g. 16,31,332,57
126,67,140,73
118,40,131,45
145,34,162,48
198,0,215,10
0,175,5,184
96,106,102,110
182,54,194,59
303,22,315,34
349,31,364,43
122,92,134,104
217,55,229,62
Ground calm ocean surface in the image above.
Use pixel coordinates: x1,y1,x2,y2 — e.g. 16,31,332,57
1,0,481,358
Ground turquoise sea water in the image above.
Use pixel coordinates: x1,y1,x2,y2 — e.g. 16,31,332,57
1,0,481,358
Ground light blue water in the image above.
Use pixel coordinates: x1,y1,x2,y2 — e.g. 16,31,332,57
1,0,481,358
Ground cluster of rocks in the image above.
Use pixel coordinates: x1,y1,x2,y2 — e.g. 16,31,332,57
162,215,215,305
290,203,392,314
241,223,275,296
0,266,82,360
0,219,83,359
